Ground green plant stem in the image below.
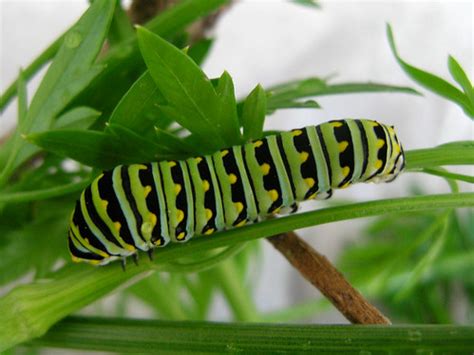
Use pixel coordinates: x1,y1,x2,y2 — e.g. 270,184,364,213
214,259,259,322
0,179,91,203
405,144,474,169
421,168,474,184
29,316,474,353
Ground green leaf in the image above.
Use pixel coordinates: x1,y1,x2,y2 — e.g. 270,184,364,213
241,84,267,140
0,205,71,287
54,107,101,130
386,24,473,118
26,130,128,170
0,0,115,186
215,71,241,142
107,123,180,161
137,26,240,150
154,127,195,154
448,55,474,105
107,71,168,137
108,0,134,46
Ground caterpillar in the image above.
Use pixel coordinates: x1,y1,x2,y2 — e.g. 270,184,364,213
68,119,405,266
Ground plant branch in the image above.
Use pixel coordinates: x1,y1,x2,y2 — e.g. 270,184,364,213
267,231,391,324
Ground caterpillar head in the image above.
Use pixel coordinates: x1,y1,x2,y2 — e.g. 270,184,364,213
378,124,405,183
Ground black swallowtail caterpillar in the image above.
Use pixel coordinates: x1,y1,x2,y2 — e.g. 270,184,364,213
68,119,405,266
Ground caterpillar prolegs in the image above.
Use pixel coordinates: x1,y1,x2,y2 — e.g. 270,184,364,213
68,119,405,265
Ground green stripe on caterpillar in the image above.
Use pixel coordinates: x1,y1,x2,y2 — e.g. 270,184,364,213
68,119,405,266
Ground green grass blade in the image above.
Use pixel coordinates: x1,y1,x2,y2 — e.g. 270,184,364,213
0,0,115,186
421,168,474,184
291,0,321,8
265,78,418,113
387,24,473,118
241,84,267,140
16,70,28,124
448,55,474,105
30,317,474,353
137,27,239,149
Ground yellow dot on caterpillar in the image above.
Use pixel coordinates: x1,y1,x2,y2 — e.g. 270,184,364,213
177,232,186,240
154,238,162,246
144,185,152,198
228,173,237,184
338,141,349,153
268,189,279,202
71,255,81,263
308,192,317,199
89,260,101,265
221,149,229,157
235,219,247,227
101,199,108,208
205,208,213,220
376,139,385,148
234,202,244,213
125,244,136,252
168,161,177,167
304,178,315,188
174,184,182,195
342,166,350,177
141,222,153,235
253,140,263,147
260,163,270,175
204,228,214,235
291,130,302,136
331,121,343,128
195,157,203,163
114,222,121,232
202,180,210,192
375,160,383,169
149,213,157,225
273,207,281,214
300,151,309,162
176,209,184,223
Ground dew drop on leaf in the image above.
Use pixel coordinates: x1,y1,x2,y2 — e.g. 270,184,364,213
65,31,83,48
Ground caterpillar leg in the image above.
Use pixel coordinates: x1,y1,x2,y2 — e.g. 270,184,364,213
277,202,299,215
315,189,333,200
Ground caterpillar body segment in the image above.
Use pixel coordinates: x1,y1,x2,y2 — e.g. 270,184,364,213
68,119,405,265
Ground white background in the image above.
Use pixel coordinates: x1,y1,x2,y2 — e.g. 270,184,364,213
1,0,473,323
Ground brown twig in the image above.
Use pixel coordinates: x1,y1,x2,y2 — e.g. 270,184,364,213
267,231,391,324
